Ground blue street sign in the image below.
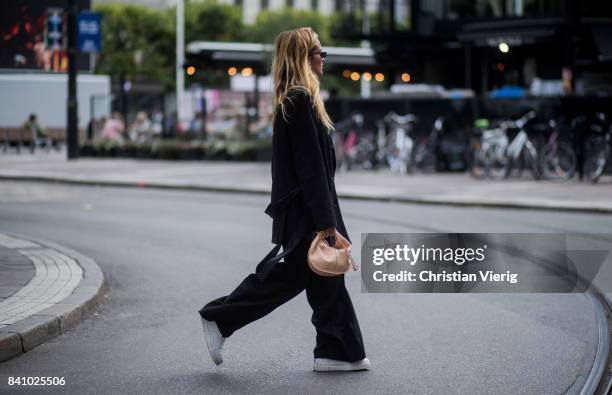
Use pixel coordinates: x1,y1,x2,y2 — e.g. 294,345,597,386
77,11,101,53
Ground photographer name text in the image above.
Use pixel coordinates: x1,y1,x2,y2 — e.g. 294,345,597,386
370,244,518,284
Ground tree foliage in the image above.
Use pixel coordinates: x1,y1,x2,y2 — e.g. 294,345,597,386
93,2,364,93
94,3,175,88
247,9,331,45
184,0,245,43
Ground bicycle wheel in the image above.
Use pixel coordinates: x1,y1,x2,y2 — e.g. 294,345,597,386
584,144,609,183
540,141,576,181
413,141,436,173
402,137,415,174
488,143,510,180
354,141,372,170
385,131,400,172
468,144,488,179
525,143,542,180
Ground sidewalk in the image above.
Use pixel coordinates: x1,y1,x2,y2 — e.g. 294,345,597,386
0,152,611,213
0,233,105,362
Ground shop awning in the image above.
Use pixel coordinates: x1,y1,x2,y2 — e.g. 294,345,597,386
186,41,377,71
458,18,560,47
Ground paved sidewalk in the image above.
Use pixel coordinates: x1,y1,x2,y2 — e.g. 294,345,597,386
0,152,611,213
0,233,105,362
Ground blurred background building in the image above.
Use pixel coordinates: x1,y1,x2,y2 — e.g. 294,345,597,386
0,0,110,142
1,0,611,159
216,0,379,24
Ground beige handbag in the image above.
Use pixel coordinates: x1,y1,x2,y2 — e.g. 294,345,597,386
307,230,358,276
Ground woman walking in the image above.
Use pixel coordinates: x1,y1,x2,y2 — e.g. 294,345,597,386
198,27,369,372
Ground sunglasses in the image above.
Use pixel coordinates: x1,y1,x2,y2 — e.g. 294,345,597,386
309,50,327,59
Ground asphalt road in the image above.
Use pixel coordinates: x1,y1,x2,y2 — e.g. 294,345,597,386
0,181,611,394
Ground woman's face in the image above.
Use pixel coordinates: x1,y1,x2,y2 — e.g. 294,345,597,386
309,38,324,77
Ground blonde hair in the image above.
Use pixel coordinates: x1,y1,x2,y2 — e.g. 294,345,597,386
270,27,334,132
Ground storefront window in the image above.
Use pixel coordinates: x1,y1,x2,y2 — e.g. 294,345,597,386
579,0,612,18
448,0,477,19
375,0,411,33
523,0,563,17
423,0,506,20
428,0,565,20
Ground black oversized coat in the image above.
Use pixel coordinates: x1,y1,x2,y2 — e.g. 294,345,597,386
264,89,351,251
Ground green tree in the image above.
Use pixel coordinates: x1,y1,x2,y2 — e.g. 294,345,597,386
175,1,245,88
93,2,365,93
184,0,245,43
244,8,363,96
247,8,331,45
94,3,175,88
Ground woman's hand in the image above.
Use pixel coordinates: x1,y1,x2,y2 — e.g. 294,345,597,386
318,226,337,246
321,227,336,237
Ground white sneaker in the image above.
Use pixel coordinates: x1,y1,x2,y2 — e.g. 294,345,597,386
199,316,226,366
313,357,371,372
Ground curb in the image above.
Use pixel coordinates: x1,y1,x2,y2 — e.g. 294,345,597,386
1,174,611,214
0,234,106,363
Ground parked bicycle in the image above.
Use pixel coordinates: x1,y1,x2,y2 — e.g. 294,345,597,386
500,111,543,179
469,111,540,179
412,117,444,172
468,118,510,180
384,112,417,174
333,114,377,171
537,118,576,181
412,116,468,173
577,113,611,183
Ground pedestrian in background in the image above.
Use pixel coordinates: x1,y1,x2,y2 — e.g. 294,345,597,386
198,27,370,372
23,113,52,152
129,111,152,143
100,112,125,143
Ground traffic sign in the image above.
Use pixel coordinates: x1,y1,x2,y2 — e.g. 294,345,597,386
77,11,101,53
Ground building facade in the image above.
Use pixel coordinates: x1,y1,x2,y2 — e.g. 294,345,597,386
218,0,380,24
332,0,612,95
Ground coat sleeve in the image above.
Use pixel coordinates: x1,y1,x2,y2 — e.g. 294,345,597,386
331,183,352,244
286,92,337,231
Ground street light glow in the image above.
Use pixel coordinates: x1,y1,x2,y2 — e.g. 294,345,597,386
499,42,510,53
350,72,360,81
241,67,253,76
342,69,352,78
228,67,237,76
186,66,196,76
375,73,384,82
401,73,411,82
363,72,372,81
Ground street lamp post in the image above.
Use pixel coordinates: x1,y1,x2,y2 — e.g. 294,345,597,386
360,0,371,98
67,0,79,159
176,0,186,127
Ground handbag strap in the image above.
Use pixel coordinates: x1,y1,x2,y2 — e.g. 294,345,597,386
255,235,302,281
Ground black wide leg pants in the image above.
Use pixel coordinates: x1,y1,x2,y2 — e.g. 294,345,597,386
199,232,366,363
